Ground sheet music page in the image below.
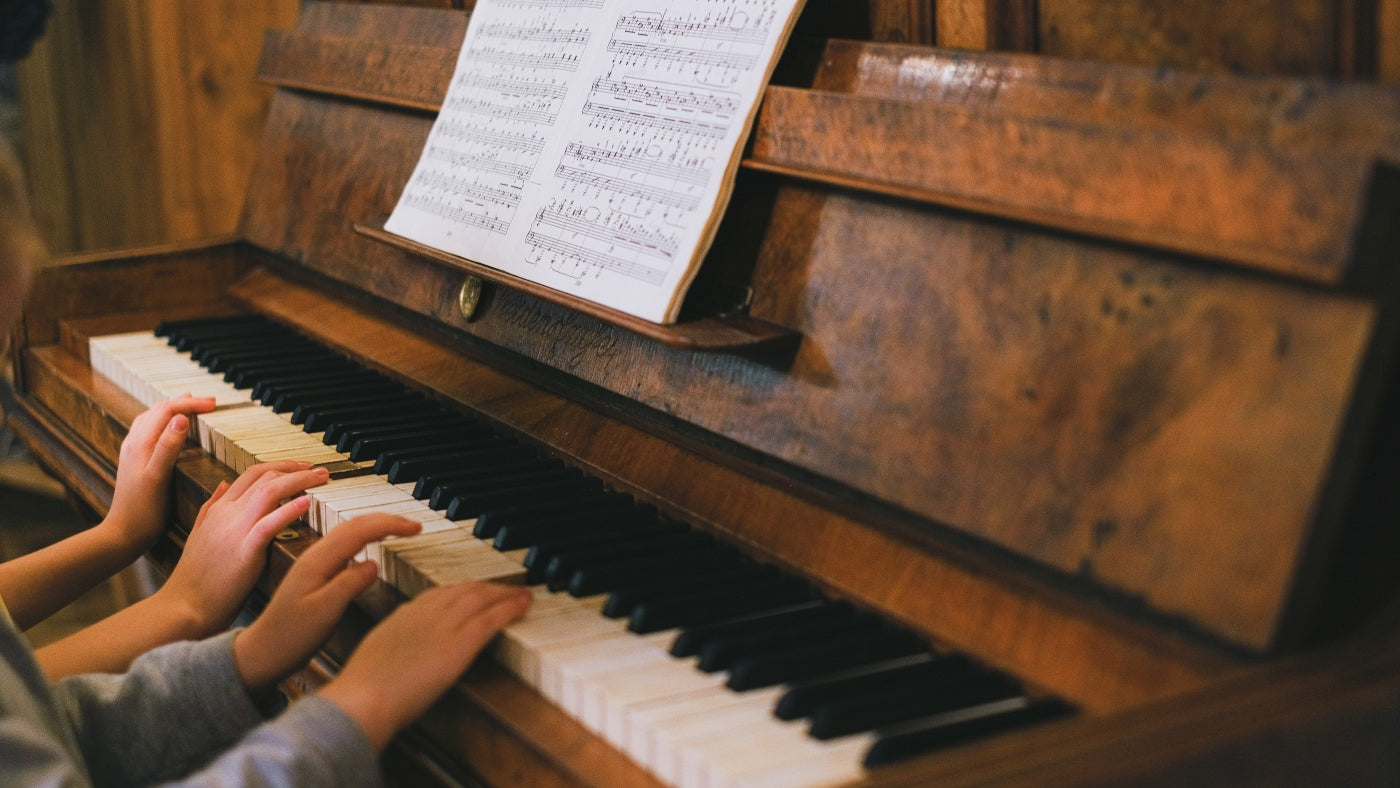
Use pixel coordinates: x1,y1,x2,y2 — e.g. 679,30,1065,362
384,0,805,324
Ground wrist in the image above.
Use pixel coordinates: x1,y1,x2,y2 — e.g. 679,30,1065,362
232,626,285,692
95,509,160,557
146,586,215,639
318,678,397,752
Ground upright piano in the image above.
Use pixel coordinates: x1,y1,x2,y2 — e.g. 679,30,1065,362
9,2,1400,784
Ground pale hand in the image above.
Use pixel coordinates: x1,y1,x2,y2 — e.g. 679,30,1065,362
103,395,217,550
232,514,425,692
321,579,531,751
156,461,331,636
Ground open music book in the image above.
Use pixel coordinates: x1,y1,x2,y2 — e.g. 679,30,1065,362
384,0,806,324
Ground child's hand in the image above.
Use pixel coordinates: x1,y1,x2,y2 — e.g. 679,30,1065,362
232,514,423,692
320,579,531,750
104,395,217,550
155,461,330,636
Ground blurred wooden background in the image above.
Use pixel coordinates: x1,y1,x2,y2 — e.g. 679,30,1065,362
9,0,1400,256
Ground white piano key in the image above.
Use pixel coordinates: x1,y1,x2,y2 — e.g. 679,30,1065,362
598,655,730,751
92,328,899,787
495,592,613,687
538,631,675,725
648,692,784,786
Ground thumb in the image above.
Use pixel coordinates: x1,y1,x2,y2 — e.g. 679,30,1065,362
145,413,190,475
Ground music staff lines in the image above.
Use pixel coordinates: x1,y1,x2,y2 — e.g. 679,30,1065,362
615,13,769,45
413,170,521,215
565,142,709,188
426,145,532,181
591,77,738,120
525,230,668,285
607,39,758,71
454,73,569,99
406,193,511,235
582,101,727,139
535,205,678,261
476,22,591,46
467,45,583,71
437,120,547,155
554,164,702,211
444,96,559,126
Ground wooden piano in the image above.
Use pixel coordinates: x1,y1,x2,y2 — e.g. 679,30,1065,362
9,1,1400,784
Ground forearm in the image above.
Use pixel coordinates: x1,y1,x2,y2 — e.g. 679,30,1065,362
0,520,145,630
35,588,208,678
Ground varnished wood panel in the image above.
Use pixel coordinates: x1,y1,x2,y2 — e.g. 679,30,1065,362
934,0,1035,50
14,0,298,253
1384,0,1400,83
15,239,250,359
749,83,1395,284
1037,0,1366,77
868,0,935,44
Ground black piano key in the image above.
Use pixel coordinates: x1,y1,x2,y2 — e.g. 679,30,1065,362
163,316,284,339
348,425,497,462
566,545,742,598
408,451,547,496
325,412,457,446
774,653,974,720
669,600,835,658
427,462,575,507
304,403,442,433
260,375,400,407
493,504,660,550
283,390,402,418
194,345,318,370
472,492,637,539
725,628,927,691
696,611,879,673
171,324,293,352
542,531,714,588
524,521,686,584
862,697,1074,767
155,314,268,338
374,443,518,477
444,476,603,521
601,562,775,618
293,392,425,424
190,338,318,365
245,363,371,393
276,384,410,414
628,577,816,634
230,358,362,387
807,670,1023,739
391,447,543,487
193,338,324,366
337,419,483,452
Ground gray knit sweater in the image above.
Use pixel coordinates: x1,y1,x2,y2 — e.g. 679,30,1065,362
0,603,382,787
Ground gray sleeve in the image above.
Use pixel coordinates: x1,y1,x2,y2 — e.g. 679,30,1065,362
53,631,382,788
158,695,383,788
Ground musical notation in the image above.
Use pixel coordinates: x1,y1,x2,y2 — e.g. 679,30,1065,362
385,0,807,323
533,199,681,262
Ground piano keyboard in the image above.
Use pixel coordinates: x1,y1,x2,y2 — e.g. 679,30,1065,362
90,315,1073,787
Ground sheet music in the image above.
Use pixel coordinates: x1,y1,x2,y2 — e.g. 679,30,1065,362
384,0,806,324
